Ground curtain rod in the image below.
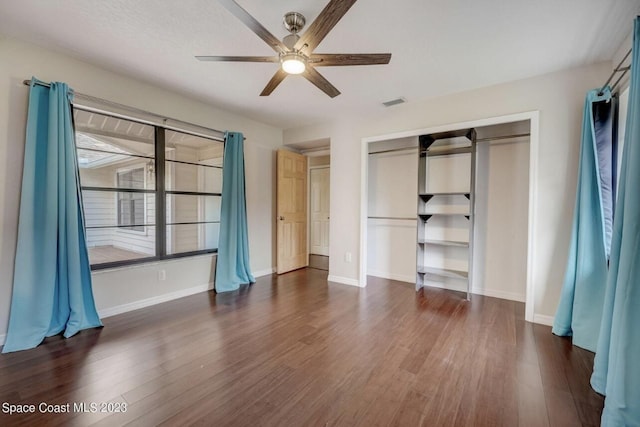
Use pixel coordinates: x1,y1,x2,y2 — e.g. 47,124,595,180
22,79,227,141
599,48,632,95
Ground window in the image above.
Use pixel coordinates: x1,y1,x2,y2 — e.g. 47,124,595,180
74,109,223,269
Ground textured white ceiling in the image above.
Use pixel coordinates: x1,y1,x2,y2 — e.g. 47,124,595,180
1,0,638,129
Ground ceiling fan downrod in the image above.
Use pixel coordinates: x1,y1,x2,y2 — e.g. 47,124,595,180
283,12,305,49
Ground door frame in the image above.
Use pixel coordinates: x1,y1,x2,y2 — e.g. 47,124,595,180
359,111,540,323
308,165,330,257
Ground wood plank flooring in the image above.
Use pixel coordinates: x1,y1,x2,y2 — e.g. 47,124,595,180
0,268,603,426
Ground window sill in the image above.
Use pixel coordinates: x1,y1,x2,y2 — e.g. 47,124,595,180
90,250,218,274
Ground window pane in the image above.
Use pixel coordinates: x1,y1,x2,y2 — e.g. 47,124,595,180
84,187,156,263
74,109,156,191
165,162,222,193
86,226,156,265
166,194,221,224
83,190,155,228
166,194,220,255
165,130,223,193
166,223,219,255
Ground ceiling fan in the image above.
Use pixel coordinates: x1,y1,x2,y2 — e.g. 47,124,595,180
196,0,392,98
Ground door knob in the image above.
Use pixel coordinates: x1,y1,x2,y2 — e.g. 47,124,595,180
279,216,284,221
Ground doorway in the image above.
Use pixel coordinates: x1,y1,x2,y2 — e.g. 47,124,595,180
277,140,331,274
309,164,330,270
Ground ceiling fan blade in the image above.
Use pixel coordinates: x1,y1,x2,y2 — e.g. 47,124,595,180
294,0,358,54
260,69,288,96
302,68,341,98
310,53,391,66
196,55,279,63
218,0,288,53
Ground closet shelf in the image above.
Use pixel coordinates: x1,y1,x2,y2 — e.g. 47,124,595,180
419,192,470,201
417,266,468,280
418,212,470,220
417,127,476,298
426,146,473,157
418,239,469,248
420,129,475,142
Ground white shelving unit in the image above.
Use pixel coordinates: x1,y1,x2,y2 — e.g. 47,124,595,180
416,129,477,299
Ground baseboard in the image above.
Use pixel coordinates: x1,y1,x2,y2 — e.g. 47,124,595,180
421,281,526,303
253,267,276,278
98,283,213,319
327,275,362,287
533,314,554,326
472,287,526,303
0,333,5,347
367,270,415,284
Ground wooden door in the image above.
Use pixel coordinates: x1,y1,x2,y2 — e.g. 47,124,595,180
277,149,308,274
309,167,330,256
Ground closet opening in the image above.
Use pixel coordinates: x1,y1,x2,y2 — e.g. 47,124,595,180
360,112,539,322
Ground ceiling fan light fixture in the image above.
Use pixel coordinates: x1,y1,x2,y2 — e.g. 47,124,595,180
281,52,306,74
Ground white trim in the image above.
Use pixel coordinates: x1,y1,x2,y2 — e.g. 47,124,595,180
328,275,362,287
253,267,276,278
525,113,540,323
361,112,538,144
359,134,369,288
0,333,5,347
533,314,554,326
98,283,212,318
359,111,540,323
303,148,330,157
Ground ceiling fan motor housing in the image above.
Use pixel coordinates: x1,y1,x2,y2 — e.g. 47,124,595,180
283,12,306,34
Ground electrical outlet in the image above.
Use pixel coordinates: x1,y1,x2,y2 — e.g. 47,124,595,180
345,252,352,263
158,270,166,281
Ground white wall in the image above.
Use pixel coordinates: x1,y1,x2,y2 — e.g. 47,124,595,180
367,141,417,282
472,137,529,302
284,61,611,321
0,36,282,342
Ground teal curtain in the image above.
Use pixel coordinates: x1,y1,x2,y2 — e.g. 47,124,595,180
591,17,640,427
214,132,255,292
552,87,616,352
2,79,102,353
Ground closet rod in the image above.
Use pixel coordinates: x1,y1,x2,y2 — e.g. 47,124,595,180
368,133,530,155
22,79,227,142
476,132,530,142
368,216,416,220
598,48,632,95
368,146,417,156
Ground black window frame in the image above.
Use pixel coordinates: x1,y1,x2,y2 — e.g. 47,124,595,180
74,107,223,270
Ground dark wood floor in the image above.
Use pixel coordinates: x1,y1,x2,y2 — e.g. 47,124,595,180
0,268,603,426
